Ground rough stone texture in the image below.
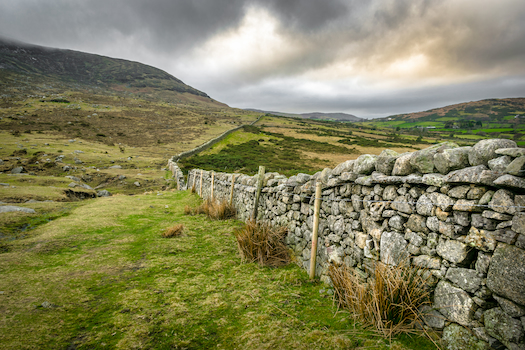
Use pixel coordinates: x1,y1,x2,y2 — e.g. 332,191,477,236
487,244,525,306
410,142,458,174
419,305,446,329
332,160,355,176
446,267,482,293
484,307,525,347
490,189,517,215
0,205,36,214
434,281,476,326
375,149,399,175
496,147,525,158
493,294,525,318
437,239,473,265
488,155,513,172
512,213,525,234
468,139,517,166
494,174,525,190
11,166,24,174
354,154,378,175
442,323,490,350
434,146,472,174
506,156,525,177
446,165,488,184
406,214,429,234
465,227,497,252
380,231,408,266
392,153,413,176
97,190,111,197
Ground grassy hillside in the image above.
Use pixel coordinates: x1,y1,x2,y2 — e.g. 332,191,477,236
360,98,525,145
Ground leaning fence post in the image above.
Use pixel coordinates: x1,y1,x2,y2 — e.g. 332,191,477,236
192,170,196,190
309,181,322,280
229,174,236,205
251,166,265,221
199,170,204,197
211,171,215,201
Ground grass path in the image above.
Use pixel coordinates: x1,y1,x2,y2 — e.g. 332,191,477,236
0,191,436,349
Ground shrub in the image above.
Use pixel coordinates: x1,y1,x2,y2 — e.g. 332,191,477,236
184,199,236,220
234,220,289,267
328,261,432,338
162,224,184,238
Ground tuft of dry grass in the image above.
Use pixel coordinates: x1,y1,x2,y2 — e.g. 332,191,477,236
329,261,432,339
184,199,236,220
234,220,290,267
162,224,184,238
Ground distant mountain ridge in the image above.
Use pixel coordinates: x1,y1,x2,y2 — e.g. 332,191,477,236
0,37,212,101
245,108,364,122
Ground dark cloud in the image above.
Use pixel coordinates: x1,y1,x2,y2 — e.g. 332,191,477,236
1,0,525,117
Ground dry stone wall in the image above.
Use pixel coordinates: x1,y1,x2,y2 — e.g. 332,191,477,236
179,139,525,350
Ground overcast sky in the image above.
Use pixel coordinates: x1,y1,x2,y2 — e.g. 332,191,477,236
1,0,525,118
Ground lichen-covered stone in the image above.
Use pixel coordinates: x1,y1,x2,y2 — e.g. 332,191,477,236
446,267,482,293
487,243,525,306
392,153,413,176
493,295,525,318
429,192,455,211
488,155,513,172
442,323,489,350
410,142,458,174
380,231,408,266
406,214,429,234
434,281,476,326
413,255,441,269
496,147,525,158
490,189,517,215
354,154,378,175
484,307,524,348
390,195,413,214
332,160,355,176
506,156,525,177
437,239,473,265
512,213,525,234
434,146,472,174
465,227,497,252
469,139,517,166
493,174,525,189
375,149,400,175
446,165,488,184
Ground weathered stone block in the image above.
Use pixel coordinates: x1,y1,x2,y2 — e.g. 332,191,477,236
380,231,408,266
465,227,497,252
419,305,446,329
484,307,524,348
448,185,471,199
437,239,473,265
416,194,434,216
434,280,476,326
442,323,489,350
469,139,517,166
390,195,413,214
434,146,471,174
375,149,399,175
332,160,355,176
354,154,377,175
506,156,525,177
392,153,413,176
413,255,441,269
406,214,429,234
490,189,516,215
486,243,525,306
446,165,488,184
427,216,439,232
488,155,513,172
493,295,525,318
454,211,470,226
453,199,482,212
493,174,525,189
446,267,482,293
475,252,491,275
429,192,455,211
512,213,525,234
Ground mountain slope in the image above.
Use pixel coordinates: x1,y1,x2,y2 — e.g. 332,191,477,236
245,108,364,122
0,37,211,101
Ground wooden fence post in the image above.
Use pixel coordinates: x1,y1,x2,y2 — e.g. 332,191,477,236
229,174,236,205
309,182,322,280
251,166,265,221
211,171,215,201
192,171,196,190
199,170,203,197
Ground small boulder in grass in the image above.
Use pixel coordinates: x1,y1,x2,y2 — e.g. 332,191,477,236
162,224,184,238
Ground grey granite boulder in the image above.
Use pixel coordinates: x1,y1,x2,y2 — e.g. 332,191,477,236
392,153,413,176
354,154,377,175
486,243,525,306
97,190,112,197
493,295,525,318
0,206,36,214
434,280,476,326
446,268,482,293
437,239,473,265
484,307,524,348
332,160,355,176
506,156,525,176
446,165,488,184
434,146,471,174
380,231,408,266
11,166,23,174
489,189,516,215
496,147,525,158
442,323,489,350
410,142,458,174
488,156,512,172
375,149,400,175
494,174,525,189
469,139,517,166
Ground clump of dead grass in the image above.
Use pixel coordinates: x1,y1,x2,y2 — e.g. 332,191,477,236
162,224,184,238
328,261,432,338
234,220,289,267
184,199,236,220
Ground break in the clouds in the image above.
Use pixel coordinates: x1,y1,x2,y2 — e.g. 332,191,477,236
1,0,525,118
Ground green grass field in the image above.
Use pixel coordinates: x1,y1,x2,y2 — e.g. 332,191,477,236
0,191,437,349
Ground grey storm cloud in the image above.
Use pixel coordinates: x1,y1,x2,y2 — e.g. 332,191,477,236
1,0,525,118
